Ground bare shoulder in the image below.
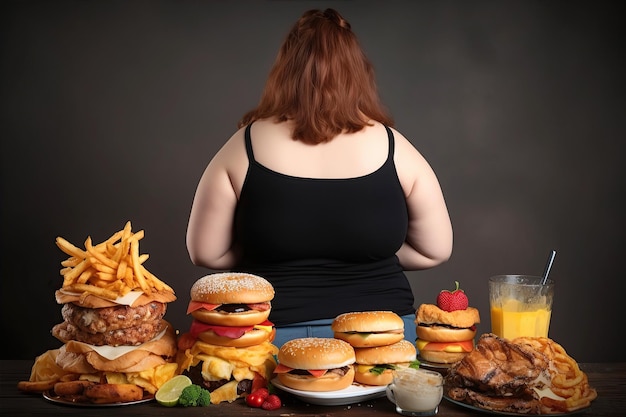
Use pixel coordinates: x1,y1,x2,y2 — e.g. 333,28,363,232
213,126,247,164
201,125,249,195
389,127,432,174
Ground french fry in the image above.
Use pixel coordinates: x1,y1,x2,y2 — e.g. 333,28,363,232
56,236,86,259
57,222,173,301
61,256,83,267
91,262,116,274
130,238,150,294
77,269,94,284
62,259,89,286
116,259,128,280
65,283,119,301
86,237,118,269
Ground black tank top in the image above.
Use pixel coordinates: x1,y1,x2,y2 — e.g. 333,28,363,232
234,123,414,326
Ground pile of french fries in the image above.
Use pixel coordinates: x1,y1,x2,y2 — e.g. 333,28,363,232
513,337,598,413
56,221,173,301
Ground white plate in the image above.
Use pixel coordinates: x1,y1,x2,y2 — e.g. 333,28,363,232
271,378,386,406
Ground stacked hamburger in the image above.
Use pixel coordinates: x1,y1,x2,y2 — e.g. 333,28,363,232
17,223,179,403
415,282,480,364
176,272,278,404
332,311,418,386
50,286,178,398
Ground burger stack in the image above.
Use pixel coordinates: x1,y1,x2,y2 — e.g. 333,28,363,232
415,281,480,365
50,286,178,398
332,311,418,386
17,223,179,403
176,272,278,404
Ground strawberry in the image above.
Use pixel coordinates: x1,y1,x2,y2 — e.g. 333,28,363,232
261,394,282,410
437,281,468,311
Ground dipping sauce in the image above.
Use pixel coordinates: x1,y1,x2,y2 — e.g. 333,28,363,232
386,367,443,415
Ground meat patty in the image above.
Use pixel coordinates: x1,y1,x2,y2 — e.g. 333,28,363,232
52,320,166,346
61,302,166,334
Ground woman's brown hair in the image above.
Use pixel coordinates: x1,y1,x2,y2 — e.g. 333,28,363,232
238,8,393,144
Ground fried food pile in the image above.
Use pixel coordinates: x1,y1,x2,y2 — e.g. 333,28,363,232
445,333,597,414
17,222,179,404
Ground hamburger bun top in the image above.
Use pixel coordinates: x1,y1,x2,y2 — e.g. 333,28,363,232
415,304,480,328
331,311,404,333
278,338,355,370
354,339,417,365
190,272,274,304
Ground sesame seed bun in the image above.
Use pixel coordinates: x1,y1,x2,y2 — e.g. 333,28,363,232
332,311,405,347
353,340,417,386
276,338,356,391
189,272,274,327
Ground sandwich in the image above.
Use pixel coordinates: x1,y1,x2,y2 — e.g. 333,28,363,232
353,339,419,386
415,303,480,364
331,311,405,348
415,282,480,364
177,272,278,404
51,292,178,385
183,272,276,347
274,337,356,391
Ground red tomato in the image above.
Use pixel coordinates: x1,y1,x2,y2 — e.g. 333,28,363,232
246,393,265,408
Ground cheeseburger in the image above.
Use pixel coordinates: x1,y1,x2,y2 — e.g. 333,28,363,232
52,291,178,378
353,340,419,385
177,272,278,403
332,311,405,348
274,338,356,391
184,272,276,347
17,223,179,402
415,303,480,364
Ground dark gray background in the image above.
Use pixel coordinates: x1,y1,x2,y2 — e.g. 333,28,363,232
2,0,623,362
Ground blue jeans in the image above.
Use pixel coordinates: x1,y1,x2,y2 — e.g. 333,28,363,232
273,314,417,348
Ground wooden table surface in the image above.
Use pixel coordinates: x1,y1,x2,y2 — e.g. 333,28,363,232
1,360,624,416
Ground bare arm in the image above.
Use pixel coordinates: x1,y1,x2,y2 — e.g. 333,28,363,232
186,130,246,270
393,129,453,270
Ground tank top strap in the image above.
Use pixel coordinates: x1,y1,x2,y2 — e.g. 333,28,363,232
246,122,393,163
244,123,255,162
384,125,395,162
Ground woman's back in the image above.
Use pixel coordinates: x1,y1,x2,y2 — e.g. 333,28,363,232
234,119,413,324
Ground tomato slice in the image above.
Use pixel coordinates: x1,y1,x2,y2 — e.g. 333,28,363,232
421,340,474,352
273,364,327,377
307,369,327,378
186,300,220,314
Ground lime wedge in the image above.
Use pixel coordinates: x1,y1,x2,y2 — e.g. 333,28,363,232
155,375,192,407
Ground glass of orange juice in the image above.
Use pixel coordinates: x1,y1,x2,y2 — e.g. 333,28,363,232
489,275,554,339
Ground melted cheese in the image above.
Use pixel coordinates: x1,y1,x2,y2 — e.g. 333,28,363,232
531,370,565,401
81,326,167,360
